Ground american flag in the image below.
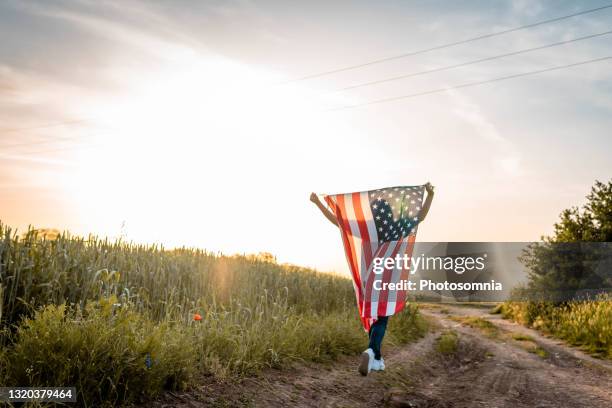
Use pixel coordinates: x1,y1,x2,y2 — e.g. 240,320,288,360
324,185,425,331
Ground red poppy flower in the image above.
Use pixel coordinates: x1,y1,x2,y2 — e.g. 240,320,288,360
193,313,202,321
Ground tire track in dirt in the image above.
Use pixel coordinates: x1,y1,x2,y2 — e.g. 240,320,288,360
415,306,612,408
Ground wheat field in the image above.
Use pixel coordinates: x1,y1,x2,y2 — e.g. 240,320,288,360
0,222,426,406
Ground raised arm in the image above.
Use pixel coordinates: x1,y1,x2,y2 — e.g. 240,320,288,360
418,183,435,222
310,192,338,226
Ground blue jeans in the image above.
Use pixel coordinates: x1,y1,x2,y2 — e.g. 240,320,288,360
368,316,389,360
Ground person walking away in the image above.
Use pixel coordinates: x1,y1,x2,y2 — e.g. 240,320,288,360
310,183,435,375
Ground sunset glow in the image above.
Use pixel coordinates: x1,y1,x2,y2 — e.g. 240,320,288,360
2,1,611,273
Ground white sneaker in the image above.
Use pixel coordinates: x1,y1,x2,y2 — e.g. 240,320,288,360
358,348,374,376
371,358,385,371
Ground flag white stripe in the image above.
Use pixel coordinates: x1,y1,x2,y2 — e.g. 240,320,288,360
369,240,397,314
387,237,409,308
385,239,409,315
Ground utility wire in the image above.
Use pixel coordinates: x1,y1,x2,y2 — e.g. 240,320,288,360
329,29,612,93
5,5,612,138
284,3,612,83
327,56,612,111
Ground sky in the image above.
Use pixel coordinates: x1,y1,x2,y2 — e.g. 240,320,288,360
1,0,611,273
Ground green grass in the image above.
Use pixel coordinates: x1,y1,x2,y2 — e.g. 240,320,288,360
3,300,196,407
511,333,535,342
0,222,427,406
499,298,611,358
450,316,500,339
529,346,549,359
435,330,458,355
490,304,504,314
0,222,355,327
387,305,429,345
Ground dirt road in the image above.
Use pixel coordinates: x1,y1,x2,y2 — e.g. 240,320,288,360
151,305,612,408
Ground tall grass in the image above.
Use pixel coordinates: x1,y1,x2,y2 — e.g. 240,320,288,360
497,295,611,358
0,222,354,327
0,222,427,406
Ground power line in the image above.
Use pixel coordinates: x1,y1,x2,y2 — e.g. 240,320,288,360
329,29,612,93
283,3,612,83
327,56,612,111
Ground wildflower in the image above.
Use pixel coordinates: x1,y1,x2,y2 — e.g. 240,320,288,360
193,313,202,321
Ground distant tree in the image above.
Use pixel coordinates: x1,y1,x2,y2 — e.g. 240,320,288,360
257,252,277,263
550,180,612,242
17,228,61,241
245,252,277,263
520,180,612,300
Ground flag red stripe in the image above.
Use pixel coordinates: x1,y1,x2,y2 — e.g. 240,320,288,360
377,238,405,317
362,241,388,318
327,195,363,309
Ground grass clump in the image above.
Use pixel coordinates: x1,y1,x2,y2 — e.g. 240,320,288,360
508,333,547,356
490,304,504,314
450,316,500,339
511,333,535,342
529,346,549,358
387,303,429,345
435,330,458,355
